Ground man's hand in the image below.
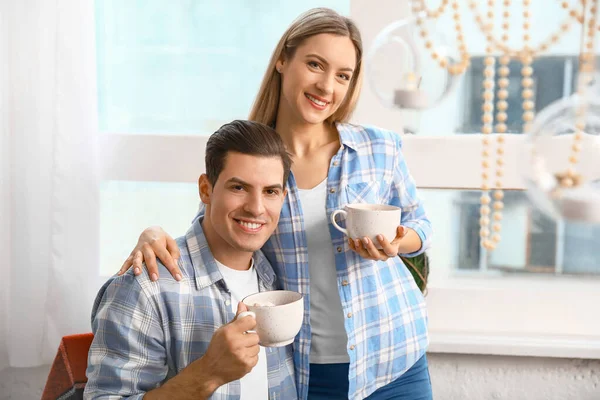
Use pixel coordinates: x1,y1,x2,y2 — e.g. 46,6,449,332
200,302,261,386
145,302,260,400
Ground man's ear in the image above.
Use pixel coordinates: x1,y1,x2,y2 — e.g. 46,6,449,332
198,174,212,205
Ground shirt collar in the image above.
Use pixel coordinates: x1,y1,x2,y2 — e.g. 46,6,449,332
184,217,276,290
335,122,360,152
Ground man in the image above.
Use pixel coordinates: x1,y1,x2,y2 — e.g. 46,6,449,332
84,120,296,399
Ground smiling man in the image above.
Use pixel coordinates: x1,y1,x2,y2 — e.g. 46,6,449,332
84,120,296,400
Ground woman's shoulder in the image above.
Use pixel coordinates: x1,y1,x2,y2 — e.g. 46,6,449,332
336,122,403,145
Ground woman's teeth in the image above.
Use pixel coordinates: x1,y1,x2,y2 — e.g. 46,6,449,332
307,94,327,106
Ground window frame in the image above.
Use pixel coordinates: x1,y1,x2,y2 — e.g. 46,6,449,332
100,133,600,359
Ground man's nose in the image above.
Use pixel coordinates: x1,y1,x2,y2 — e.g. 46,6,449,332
243,193,265,216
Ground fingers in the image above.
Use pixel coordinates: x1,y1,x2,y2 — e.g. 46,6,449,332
132,251,143,275
377,234,398,258
236,302,248,315
247,345,260,358
362,237,384,259
166,235,181,261
118,255,133,276
154,244,182,281
392,226,408,242
349,237,389,261
232,312,257,333
141,244,159,281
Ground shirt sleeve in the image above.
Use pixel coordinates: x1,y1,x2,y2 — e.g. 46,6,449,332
84,274,167,400
388,135,433,257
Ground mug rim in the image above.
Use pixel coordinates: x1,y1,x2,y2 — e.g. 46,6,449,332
345,203,401,212
241,290,304,307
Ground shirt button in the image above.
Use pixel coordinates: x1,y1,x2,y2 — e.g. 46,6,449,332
225,299,231,306
342,280,348,286
333,161,339,166
349,345,355,350
337,246,342,253
347,312,353,318
329,188,336,194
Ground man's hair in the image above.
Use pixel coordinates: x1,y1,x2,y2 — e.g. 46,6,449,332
205,120,292,187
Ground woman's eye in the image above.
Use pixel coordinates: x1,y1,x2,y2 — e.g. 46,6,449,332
338,73,350,81
232,185,244,191
308,61,321,69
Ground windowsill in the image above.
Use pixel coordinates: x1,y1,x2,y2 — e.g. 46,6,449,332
426,272,600,359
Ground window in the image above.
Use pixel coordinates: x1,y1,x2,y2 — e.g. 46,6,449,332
96,1,350,275
97,1,600,359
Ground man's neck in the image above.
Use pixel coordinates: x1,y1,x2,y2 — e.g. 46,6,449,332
201,218,253,271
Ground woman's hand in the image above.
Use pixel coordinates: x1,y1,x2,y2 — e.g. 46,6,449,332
117,226,182,281
348,226,409,262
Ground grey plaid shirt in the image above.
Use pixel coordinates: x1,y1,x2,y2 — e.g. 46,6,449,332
84,219,297,399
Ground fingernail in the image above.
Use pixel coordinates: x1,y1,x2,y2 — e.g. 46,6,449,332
134,267,140,275
377,234,384,241
175,273,182,281
354,239,361,247
151,273,158,282
363,237,369,245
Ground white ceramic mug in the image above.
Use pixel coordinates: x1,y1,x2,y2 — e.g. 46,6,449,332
240,290,303,347
331,204,402,249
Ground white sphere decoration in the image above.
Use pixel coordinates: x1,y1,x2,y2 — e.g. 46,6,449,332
522,80,600,223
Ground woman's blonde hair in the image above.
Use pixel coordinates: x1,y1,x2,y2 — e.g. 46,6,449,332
249,8,363,126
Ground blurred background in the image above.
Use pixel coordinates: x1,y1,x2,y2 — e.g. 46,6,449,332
1,0,599,398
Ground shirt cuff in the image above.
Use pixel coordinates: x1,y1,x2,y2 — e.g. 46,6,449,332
399,221,431,258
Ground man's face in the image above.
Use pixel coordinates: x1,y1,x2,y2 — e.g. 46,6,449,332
200,152,287,259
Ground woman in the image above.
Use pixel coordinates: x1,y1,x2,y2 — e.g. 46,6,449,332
119,8,433,400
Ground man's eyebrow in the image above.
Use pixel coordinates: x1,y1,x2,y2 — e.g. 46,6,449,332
264,183,284,191
226,177,283,191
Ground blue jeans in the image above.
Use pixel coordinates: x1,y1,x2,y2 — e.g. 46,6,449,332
308,355,432,400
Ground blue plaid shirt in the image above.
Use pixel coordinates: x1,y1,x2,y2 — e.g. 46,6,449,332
261,123,432,400
84,219,297,400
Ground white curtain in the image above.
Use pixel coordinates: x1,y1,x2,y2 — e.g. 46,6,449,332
0,0,100,369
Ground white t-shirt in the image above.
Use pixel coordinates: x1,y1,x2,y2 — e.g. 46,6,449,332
298,179,350,364
216,260,268,400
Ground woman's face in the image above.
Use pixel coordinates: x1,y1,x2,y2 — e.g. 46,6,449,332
276,33,357,126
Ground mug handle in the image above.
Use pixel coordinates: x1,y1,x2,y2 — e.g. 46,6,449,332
237,310,256,334
331,210,348,235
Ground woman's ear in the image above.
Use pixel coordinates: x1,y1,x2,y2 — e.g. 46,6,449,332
198,174,212,205
276,59,285,73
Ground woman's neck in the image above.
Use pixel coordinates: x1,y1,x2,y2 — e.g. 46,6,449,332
275,117,338,158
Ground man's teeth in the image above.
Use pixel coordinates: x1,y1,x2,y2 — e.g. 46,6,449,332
239,221,262,229
307,94,327,106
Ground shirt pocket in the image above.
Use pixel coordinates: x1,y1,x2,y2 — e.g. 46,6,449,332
344,181,382,205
